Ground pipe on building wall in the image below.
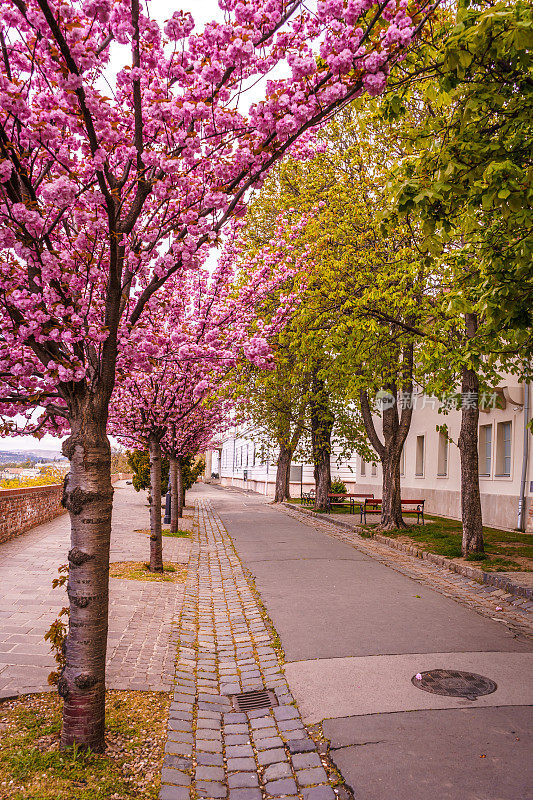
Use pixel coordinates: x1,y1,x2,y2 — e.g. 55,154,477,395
517,381,530,531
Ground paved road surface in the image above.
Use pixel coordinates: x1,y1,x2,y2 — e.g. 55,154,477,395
203,484,533,800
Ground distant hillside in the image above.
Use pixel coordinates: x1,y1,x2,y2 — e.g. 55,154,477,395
0,449,67,464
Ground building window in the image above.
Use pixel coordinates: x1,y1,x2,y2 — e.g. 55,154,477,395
496,421,512,477
371,462,377,477
479,424,492,477
360,458,366,477
415,435,425,476
400,446,405,477
437,432,448,476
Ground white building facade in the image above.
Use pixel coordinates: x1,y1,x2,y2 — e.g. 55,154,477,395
210,381,532,532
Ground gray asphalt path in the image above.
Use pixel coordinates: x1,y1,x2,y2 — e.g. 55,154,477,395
200,484,533,800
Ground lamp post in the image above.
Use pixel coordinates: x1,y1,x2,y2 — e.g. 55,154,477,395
163,477,172,525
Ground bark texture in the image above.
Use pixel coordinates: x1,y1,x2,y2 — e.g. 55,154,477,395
458,313,484,555
148,436,163,572
274,444,293,502
59,402,113,752
310,373,333,511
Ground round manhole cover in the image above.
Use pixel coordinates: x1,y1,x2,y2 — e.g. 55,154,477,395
412,669,497,700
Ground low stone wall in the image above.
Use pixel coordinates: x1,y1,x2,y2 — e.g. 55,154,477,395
0,473,133,544
0,484,65,544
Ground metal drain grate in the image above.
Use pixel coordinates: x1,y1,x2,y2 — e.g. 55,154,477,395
412,669,497,700
231,689,278,712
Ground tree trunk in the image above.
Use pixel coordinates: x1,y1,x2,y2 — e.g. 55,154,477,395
177,457,184,518
169,455,179,533
59,406,113,752
458,314,484,555
274,444,293,502
310,373,333,511
148,436,163,572
380,448,405,529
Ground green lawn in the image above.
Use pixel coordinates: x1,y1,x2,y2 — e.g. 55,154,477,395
370,515,533,572
288,500,532,572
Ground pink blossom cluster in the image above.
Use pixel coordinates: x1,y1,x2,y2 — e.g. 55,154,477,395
0,0,433,438
109,246,298,450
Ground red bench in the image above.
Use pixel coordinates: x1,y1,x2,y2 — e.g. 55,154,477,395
361,498,425,525
327,493,374,514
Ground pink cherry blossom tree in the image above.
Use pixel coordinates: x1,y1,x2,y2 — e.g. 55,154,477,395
110,256,292,569
0,0,438,750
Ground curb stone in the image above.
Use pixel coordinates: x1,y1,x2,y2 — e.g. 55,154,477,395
283,502,533,602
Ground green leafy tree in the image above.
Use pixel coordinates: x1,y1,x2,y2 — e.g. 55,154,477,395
233,105,433,522
385,0,532,552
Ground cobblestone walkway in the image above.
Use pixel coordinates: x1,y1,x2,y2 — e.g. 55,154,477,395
160,499,337,800
0,482,190,698
281,505,533,638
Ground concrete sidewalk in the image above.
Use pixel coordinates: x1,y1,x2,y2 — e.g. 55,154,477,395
0,481,190,697
203,484,533,800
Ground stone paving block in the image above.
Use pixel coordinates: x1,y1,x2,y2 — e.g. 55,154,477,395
170,703,195,714
228,790,263,800
228,772,260,789
250,716,274,729
168,720,194,734
302,787,336,800
287,739,315,754
278,719,305,739
195,766,225,782
170,710,194,722
165,741,193,757
252,725,278,739
198,710,222,721
246,708,272,719
225,734,251,746
224,723,249,734
296,767,329,786
257,748,288,766
197,738,223,753
263,762,293,782
196,781,227,798
273,706,299,721
197,717,222,730
163,755,193,770
226,744,254,758
291,753,322,770
159,786,190,800
196,753,225,767
254,736,284,751
226,758,257,772
221,683,241,694
265,778,298,796
160,768,191,786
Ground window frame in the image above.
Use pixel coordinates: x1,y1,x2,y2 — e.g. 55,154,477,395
415,434,425,477
495,420,512,478
479,423,493,478
437,431,448,477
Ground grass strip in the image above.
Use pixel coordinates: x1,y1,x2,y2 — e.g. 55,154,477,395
0,690,169,799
